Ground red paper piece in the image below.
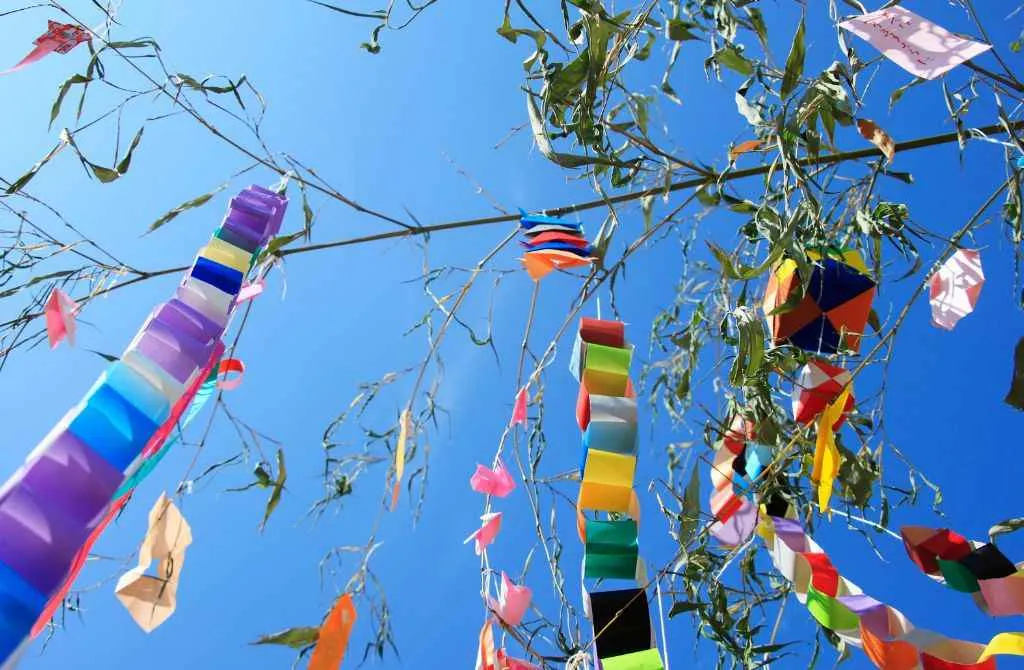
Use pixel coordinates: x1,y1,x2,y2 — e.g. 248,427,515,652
523,231,590,248
4,21,90,75
511,387,528,426
215,358,245,391
44,287,78,348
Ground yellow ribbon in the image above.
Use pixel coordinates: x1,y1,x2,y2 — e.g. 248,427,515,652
811,387,850,511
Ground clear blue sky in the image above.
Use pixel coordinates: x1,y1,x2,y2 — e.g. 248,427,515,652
0,1,1023,668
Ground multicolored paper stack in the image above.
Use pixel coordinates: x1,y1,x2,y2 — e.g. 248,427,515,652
0,185,285,663
571,318,664,670
519,211,596,281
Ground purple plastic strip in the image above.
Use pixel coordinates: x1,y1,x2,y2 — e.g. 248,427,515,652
132,331,200,383
142,319,215,369
153,300,222,344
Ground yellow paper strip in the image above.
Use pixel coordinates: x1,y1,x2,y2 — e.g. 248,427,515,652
811,387,851,511
390,408,411,510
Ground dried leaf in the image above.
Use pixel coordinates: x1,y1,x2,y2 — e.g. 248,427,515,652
857,118,896,163
250,627,321,649
729,139,764,161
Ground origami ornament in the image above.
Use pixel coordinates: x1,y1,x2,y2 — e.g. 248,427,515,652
3,21,91,75
792,360,854,427
465,512,502,555
763,250,875,354
44,287,78,349
308,593,356,670
488,572,532,626
390,408,411,510
708,414,760,546
763,513,1024,669
518,212,596,280
470,460,516,498
811,387,851,511
496,650,541,670
929,249,984,330
114,494,192,632
839,7,992,80
511,386,528,426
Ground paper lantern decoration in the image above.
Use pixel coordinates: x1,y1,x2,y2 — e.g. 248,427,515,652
929,249,984,330
584,519,639,579
0,185,285,664
763,513,1024,668
519,211,596,281
792,359,854,427
763,249,876,354
601,648,665,670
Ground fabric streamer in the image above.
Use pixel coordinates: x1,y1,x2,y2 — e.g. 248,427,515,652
308,593,357,670
761,512,1024,669
44,287,78,349
0,185,286,663
2,21,91,75
929,249,984,330
901,526,1024,617
571,318,666,669
114,494,192,632
518,211,596,281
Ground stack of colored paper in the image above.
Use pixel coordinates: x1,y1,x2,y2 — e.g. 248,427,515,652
571,318,664,669
0,186,286,663
519,212,596,281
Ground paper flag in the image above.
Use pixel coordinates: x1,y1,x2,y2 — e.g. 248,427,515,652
465,512,502,555
308,593,356,670
811,387,850,511
929,249,984,330
476,620,497,670
792,359,854,427
3,21,91,75
235,278,265,305
470,459,516,498
511,386,528,426
487,572,531,626
114,493,192,632
44,288,78,349
390,408,411,510
764,250,875,354
839,7,992,80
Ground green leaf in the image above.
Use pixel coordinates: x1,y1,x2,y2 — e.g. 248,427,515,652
667,19,699,41
525,94,628,169
1005,337,1024,411
668,600,705,617
147,184,227,233
115,127,145,175
715,46,753,76
989,517,1024,543
250,626,320,649
260,448,287,532
50,74,91,129
679,465,701,545
780,18,806,99
5,141,66,194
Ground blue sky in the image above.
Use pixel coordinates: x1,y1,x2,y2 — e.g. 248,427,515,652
0,1,1023,669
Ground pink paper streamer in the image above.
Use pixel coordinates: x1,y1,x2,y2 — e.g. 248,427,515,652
511,386,528,426
487,572,531,626
929,248,984,330
464,512,502,555
469,459,516,498
3,21,90,76
44,287,78,349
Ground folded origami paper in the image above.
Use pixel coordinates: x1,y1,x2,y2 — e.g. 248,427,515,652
3,21,90,76
579,449,636,513
811,387,851,511
901,526,1024,616
929,249,984,330
584,519,639,579
763,250,875,354
511,387,528,426
44,288,77,349
495,650,540,670
576,378,636,431
465,512,503,555
488,572,532,626
519,212,595,280
708,414,761,546
115,494,192,632
470,459,516,498
792,359,854,427
601,648,665,670
839,6,992,80
762,513,1024,669
308,593,356,670
588,588,653,659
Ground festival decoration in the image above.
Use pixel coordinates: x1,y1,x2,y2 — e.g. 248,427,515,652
390,408,411,510
901,526,1024,616
469,460,516,498
44,288,78,349
839,7,992,80
114,494,192,632
487,572,532,626
0,185,285,663
708,415,760,547
465,512,503,555
792,359,854,427
761,512,1024,669
929,249,984,330
3,21,91,75
572,318,665,669
810,387,852,511
763,249,876,355
519,211,596,281
308,593,357,670
511,387,528,426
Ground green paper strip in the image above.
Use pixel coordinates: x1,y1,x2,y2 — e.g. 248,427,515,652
585,343,633,376
585,553,638,579
585,519,638,579
937,557,981,593
806,585,858,632
601,648,665,670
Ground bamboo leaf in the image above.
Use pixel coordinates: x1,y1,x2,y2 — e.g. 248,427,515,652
780,18,806,99
1005,337,1024,411
147,184,228,233
250,627,320,649
989,517,1024,543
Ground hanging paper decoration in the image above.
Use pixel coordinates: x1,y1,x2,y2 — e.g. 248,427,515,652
390,408,411,510
763,249,876,355
3,21,91,75
519,211,596,281
0,185,285,663
901,526,1024,616
465,512,503,555
308,593,357,670
511,386,528,426
929,249,984,330
708,414,761,547
810,387,852,512
487,572,532,626
761,511,1024,669
839,7,992,80
792,359,854,427
470,460,516,498
235,278,265,305
44,287,78,349
572,318,665,669
114,493,192,632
